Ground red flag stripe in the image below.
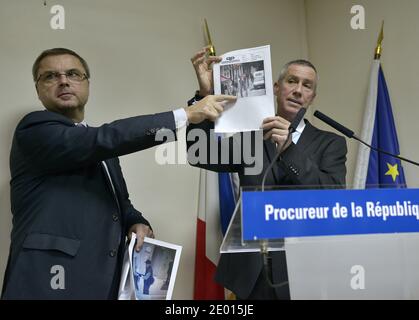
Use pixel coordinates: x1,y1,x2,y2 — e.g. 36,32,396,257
194,218,224,300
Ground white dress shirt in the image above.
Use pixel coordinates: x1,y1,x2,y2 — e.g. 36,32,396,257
292,118,306,144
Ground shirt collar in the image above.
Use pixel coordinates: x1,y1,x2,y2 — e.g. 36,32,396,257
74,120,87,127
291,118,306,144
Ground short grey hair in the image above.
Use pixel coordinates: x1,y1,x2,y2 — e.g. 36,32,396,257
278,59,318,92
32,48,90,82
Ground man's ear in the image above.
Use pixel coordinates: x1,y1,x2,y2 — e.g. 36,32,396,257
273,81,280,96
310,92,317,105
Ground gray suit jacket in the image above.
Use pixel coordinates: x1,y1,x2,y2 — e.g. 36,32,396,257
187,118,347,299
2,110,176,299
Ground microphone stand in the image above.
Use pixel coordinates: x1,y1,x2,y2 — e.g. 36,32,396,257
313,110,419,167
259,133,293,289
352,135,419,167
258,109,305,289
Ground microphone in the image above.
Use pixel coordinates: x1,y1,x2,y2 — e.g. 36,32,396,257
289,107,307,133
313,111,354,138
314,110,419,167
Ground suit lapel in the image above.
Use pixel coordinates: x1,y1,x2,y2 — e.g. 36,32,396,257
82,123,121,211
261,120,318,186
296,120,318,151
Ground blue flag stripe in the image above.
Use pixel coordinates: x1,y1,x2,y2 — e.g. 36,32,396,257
218,172,236,235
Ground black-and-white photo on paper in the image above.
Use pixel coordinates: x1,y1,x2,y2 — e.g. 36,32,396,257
213,45,275,133
220,60,266,98
132,237,181,300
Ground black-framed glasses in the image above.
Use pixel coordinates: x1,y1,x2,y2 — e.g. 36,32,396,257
36,69,88,85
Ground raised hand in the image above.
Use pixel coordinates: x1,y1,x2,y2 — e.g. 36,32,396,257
191,46,222,97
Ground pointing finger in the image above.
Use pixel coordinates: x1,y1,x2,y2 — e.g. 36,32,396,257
214,95,237,102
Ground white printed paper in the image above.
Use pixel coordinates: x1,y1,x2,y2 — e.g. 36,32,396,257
118,234,182,300
213,45,275,133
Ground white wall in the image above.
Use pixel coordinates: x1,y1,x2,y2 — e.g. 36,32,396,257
0,0,307,299
305,0,419,187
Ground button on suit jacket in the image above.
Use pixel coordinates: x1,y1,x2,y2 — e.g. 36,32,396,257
2,110,176,299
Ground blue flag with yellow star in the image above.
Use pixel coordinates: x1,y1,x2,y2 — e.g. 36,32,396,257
366,66,406,188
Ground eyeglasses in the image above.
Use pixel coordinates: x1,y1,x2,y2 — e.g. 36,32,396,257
36,69,88,85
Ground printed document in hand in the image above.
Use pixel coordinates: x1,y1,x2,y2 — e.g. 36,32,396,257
213,45,275,133
118,234,182,300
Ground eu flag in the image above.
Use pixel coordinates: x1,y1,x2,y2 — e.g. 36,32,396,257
366,66,407,188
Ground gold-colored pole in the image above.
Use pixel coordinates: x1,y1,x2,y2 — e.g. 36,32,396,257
374,21,384,59
204,18,216,56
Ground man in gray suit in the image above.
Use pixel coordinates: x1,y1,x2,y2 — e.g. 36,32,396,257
187,47,347,299
1,48,235,299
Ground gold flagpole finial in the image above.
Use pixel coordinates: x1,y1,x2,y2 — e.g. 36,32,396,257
204,18,216,56
374,21,384,59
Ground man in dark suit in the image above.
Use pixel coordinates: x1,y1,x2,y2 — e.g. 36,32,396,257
1,47,235,299
187,47,347,299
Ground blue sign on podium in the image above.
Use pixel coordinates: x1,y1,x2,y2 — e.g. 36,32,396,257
241,188,419,241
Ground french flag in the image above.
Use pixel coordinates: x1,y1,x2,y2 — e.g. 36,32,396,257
193,169,237,299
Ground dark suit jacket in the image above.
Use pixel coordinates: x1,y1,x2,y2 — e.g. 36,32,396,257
187,117,347,299
2,110,176,299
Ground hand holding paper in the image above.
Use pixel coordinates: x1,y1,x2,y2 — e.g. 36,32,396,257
262,116,292,151
128,223,154,252
191,46,222,96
